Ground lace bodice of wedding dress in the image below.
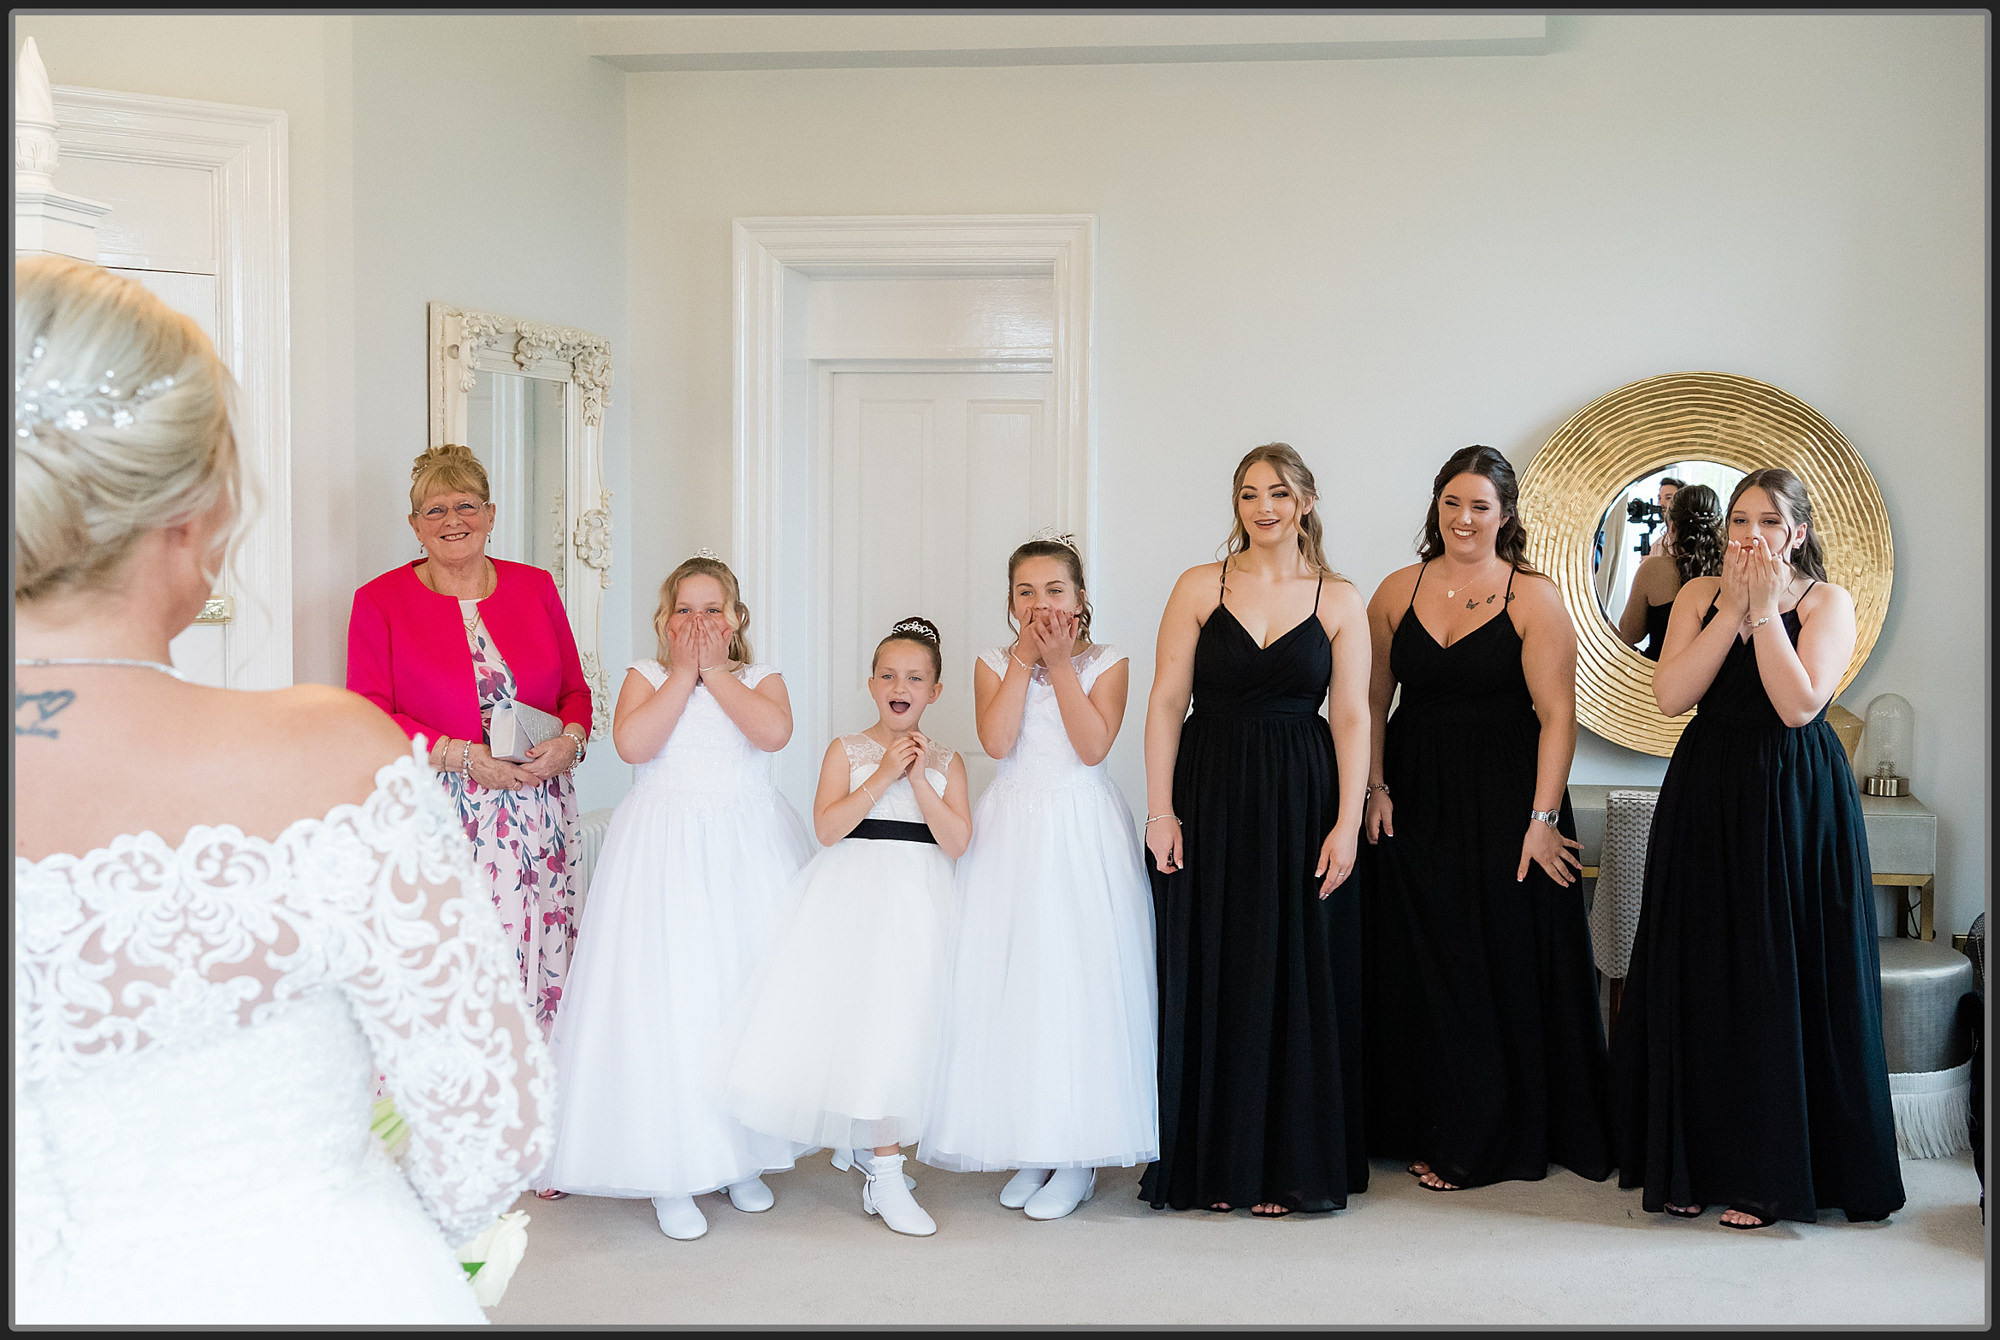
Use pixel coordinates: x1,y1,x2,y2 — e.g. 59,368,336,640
13,748,553,1324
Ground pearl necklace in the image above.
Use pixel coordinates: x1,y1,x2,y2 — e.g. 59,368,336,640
14,656,189,681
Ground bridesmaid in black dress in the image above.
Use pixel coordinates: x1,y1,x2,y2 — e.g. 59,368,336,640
1361,446,1612,1191
1140,443,1372,1217
1611,467,1903,1229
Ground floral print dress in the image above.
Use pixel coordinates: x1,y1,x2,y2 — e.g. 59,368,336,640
437,599,579,1033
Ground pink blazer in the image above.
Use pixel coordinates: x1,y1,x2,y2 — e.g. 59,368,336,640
347,559,592,747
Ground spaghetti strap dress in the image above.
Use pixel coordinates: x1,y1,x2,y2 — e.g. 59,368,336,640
1141,570,1367,1213
1609,587,1905,1224
1362,565,1612,1188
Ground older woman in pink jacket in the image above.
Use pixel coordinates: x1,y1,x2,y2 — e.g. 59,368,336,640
348,444,592,1034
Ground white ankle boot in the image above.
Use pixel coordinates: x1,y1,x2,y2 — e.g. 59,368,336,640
832,1147,916,1188
726,1176,775,1213
1023,1167,1095,1221
1000,1167,1053,1209
652,1194,707,1240
859,1153,936,1236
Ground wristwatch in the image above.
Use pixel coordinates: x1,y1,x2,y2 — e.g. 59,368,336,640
1530,808,1561,829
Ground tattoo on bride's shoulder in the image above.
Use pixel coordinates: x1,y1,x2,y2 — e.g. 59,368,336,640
16,687,77,738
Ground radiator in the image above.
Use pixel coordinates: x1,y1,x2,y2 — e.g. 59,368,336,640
571,806,615,931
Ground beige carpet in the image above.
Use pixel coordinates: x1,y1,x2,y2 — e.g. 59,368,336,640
489,1151,1985,1326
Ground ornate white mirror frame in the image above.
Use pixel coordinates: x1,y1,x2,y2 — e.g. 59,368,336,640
428,302,615,735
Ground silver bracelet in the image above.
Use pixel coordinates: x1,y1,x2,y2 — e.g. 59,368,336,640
459,738,473,779
1366,782,1390,797
562,728,586,770
860,781,880,805
1010,649,1032,672
1744,613,1775,630
1144,813,1180,826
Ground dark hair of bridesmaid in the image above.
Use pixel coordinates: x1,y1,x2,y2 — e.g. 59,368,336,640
1727,467,1829,581
1415,444,1540,574
1665,482,1726,584
1222,442,1339,577
875,614,944,678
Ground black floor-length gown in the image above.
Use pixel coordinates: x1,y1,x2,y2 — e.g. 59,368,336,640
1363,566,1613,1188
1609,592,1905,1224
1141,573,1367,1213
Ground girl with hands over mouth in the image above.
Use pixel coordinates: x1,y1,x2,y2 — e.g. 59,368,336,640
922,535,1158,1223
536,556,813,1242
1359,446,1609,1196
1611,469,1901,1231
725,616,970,1239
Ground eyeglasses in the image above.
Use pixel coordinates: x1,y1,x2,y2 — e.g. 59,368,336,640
422,502,487,521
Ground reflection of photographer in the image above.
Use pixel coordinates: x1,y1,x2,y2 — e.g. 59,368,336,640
1626,496,1665,557
1643,477,1681,557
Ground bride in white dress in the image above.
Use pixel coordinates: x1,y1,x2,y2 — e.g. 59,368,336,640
13,255,552,1325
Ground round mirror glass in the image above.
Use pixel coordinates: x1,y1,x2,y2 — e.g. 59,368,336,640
1591,460,1744,645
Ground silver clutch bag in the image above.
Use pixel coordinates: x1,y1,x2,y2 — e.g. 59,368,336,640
488,699,563,763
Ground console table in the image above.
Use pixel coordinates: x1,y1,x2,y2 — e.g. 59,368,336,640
1570,784,1940,939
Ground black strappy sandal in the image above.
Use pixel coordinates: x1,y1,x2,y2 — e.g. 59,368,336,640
1663,1203,1705,1219
1250,1203,1294,1218
1720,1208,1772,1230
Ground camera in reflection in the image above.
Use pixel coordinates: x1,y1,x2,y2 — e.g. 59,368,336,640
1626,497,1665,526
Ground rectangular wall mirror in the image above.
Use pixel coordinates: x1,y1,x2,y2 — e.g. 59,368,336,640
428,302,614,735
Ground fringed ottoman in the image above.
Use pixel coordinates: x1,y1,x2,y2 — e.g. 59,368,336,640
1878,936,1976,1159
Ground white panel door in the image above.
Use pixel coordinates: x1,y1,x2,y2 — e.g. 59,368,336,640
104,267,230,689
828,371,1055,800
48,87,292,692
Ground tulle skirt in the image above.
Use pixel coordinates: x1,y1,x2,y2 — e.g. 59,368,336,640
921,777,1159,1172
722,836,955,1151
539,783,814,1198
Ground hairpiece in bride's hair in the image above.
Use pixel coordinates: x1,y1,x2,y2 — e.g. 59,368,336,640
14,337,177,439
692,546,720,561
1026,524,1080,554
890,615,940,644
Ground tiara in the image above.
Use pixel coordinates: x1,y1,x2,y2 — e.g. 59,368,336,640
1026,524,1080,553
692,546,720,561
14,338,177,440
890,616,939,643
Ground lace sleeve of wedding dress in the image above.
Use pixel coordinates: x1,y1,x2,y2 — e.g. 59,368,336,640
13,747,554,1253
306,753,556,1245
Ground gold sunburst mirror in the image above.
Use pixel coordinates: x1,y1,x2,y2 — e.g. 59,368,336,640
1518,372,1893,757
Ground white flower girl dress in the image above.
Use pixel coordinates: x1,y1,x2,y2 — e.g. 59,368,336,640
13,749,552,1325
540,660,814,1200
922,644,1159,1176
723,733,958,1153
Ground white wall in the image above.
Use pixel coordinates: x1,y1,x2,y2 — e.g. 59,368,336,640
623,14,1987,932
19,15,635,811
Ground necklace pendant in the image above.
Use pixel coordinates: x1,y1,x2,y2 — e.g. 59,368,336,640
1446,588,1457,599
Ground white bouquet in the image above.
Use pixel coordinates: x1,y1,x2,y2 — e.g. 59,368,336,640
457,1210,532,1307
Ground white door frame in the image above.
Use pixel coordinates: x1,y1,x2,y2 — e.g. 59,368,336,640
731,215,1095,799
52,85,293,690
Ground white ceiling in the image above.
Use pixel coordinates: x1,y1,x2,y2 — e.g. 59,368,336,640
576,14,1550,72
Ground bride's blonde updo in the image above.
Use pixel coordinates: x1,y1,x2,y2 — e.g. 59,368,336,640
13,254,241,602
408,442,490,514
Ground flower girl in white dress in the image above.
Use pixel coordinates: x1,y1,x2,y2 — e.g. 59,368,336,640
921,534,1159,1219
723,616,972,1237
538,556,815,1241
